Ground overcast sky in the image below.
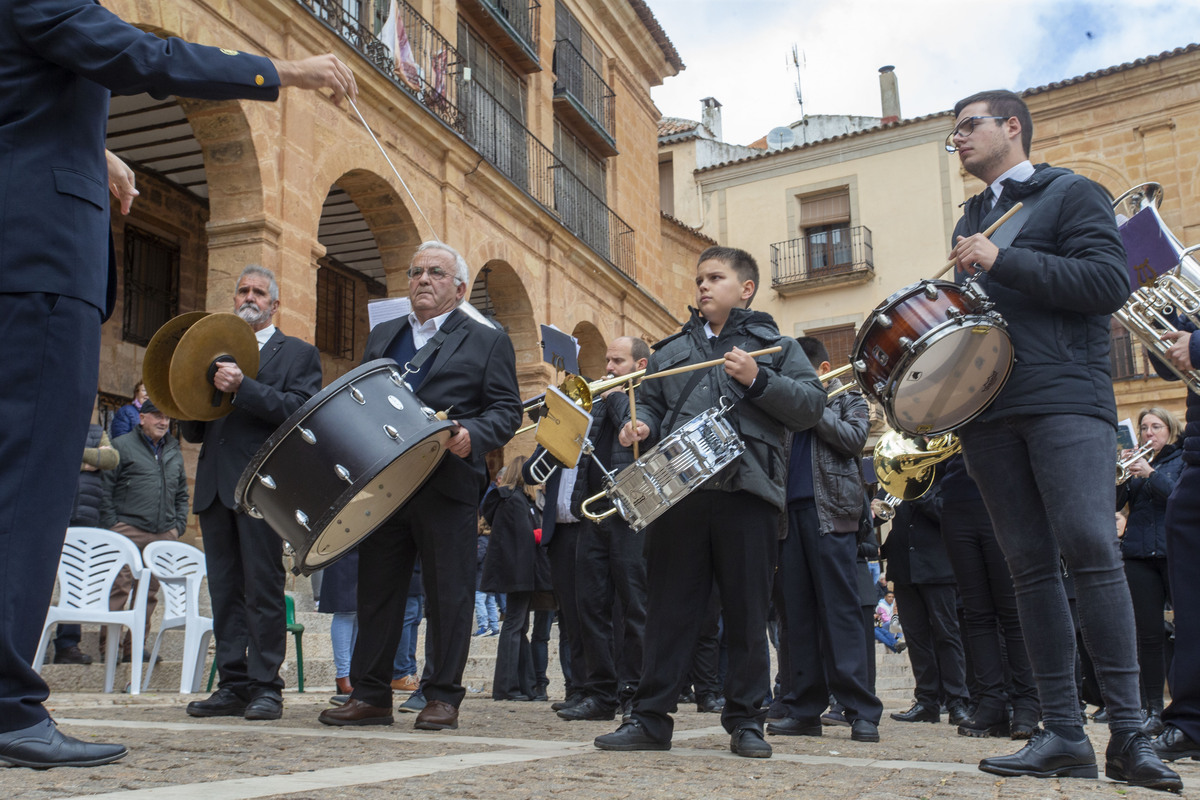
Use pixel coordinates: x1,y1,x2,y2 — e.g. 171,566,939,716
647,0,1200,146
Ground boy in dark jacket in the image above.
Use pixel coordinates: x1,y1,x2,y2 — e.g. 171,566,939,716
594,246,824,758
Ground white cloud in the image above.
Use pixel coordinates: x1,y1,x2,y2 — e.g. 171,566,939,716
649,0,1199,145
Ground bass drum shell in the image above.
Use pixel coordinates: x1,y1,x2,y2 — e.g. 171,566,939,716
852,280,1013,435
236,359,456,575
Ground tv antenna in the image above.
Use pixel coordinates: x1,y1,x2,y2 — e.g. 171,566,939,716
791,44,805,118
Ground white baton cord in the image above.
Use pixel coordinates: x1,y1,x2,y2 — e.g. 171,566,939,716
348,97,441,243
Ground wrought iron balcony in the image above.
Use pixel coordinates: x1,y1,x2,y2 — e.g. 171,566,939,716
552,39,617,157
458,0,541,72
770,226,873,294
296,0,465,133
461,81,635,281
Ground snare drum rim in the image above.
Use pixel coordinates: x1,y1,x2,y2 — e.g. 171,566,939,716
235,358,413,513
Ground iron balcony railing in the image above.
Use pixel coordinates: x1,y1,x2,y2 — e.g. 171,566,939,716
770,226,873,287
292,0,634,281
553,38,615,141
460,80,635,281
297,0,465,133
477,0,540,63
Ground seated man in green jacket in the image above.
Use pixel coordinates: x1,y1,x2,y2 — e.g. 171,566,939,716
101,400,190,662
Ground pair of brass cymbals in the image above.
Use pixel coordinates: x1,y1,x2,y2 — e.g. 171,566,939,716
143,312,259,421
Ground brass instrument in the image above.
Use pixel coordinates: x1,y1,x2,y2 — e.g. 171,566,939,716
515,370,646,436
872,429,961,502
1112,182,1200,392
874,494,902,521
821,363,860,398
1117,441,1156,485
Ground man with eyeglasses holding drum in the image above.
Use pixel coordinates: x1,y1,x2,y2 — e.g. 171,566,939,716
318,241,522,732
945,89,1180,791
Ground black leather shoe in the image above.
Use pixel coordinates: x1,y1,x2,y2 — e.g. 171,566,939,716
0,719,127,769
532,683,549,702
766,716,822,736
552,693,584,712
244,693,283,721
822,708,850,727
594,720,671,751
890,703,939,723
319,698,394,727
947,700,970,726
696,694,725,713
52,646,94,665
557,697,616,721
851,719,880,742
958,712,1011,739
978,729,1098,779
187,687,248,718
1142,710,1166,738
1106,730,1182,791
1155,724,1200,762
730,725,772,758
1091,707,1109,723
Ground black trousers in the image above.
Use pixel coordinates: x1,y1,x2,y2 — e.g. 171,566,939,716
574,517,648,707
0,293,99,732
547,521,586,697
632,491,777,742
1164,462,1200,741
199,505,287,696
351,486,475,708
891,581,968,708
941,500,1038,719
776,501,882,724
492,591,534,700
1124,556,1170,711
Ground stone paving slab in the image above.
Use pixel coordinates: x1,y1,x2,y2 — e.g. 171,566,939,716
6,694,1197,800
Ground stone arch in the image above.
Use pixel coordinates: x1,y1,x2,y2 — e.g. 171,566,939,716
572,322,607,380
474,261,539,376
1053,159,1130,199
322,169,420,294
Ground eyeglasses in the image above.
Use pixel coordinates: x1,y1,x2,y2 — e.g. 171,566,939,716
1140,422,1168,432
944,115,1009,152
407,265,453,281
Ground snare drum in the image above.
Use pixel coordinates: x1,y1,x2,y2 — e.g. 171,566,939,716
591,405,745,532
236,359,457,575
852,280,1013,435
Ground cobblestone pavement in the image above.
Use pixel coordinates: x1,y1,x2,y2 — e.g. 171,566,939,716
5,692,1195,799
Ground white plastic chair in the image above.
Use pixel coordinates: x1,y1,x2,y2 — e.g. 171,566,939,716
141,540,213,693
34,527,149,695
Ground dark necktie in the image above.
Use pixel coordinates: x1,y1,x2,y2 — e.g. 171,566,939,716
981,190,995,217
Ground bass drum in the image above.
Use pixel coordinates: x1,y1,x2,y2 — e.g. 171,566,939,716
852,280,1013,435
236,359,456,575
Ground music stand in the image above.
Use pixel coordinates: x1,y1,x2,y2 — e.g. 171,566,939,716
540,325,579,376
535,385,593,469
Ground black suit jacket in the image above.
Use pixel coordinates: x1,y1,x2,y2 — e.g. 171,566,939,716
181,329,322,512
362,309,522,505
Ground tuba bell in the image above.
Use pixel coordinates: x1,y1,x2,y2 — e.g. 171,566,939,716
1112,182,1200,391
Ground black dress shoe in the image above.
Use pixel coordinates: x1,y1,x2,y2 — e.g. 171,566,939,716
319,698,394,727
947,700,970,726
696,694,725,713
532,683,549,702
1106,730,1182,791
1091,707,1109,723
851,719,880,742
958,712,1011,739
1155,724,1200,762
244,693,283,721
557,696,616,721
978,729,1098,779
890,703,939,723
0,719,127,769
187,687,248,718
52,646,94,665
619,699,633,722
766,716,822,736
552,693,584,712
1142,710,1166,738
730,725,772,758
594,720,670,751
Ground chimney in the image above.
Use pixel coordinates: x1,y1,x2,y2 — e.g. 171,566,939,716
878,66,901,125
701,97,723,141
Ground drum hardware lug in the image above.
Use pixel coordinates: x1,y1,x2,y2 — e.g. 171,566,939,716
335,464,352,483
923,283,940,300
295,510,310,531
384,424,401,440
946,307,963,319
388,395,405,411
389,368,404,386
349,386,365,404
873,380,887,395
247,505,263,520
300,427,317,445
852,359,867,372
876,314,893,329
899,336,914,350
258,475,277,490
282,541,296,556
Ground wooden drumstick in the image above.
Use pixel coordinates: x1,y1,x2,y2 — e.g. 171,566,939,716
640,346,783,380
932,202,1023,280
627,381,639,460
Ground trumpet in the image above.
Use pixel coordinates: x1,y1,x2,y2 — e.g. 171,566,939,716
515,370,646,436
1117,441,1156,485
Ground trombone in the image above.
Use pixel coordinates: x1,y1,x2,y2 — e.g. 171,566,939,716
515,370,646,436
